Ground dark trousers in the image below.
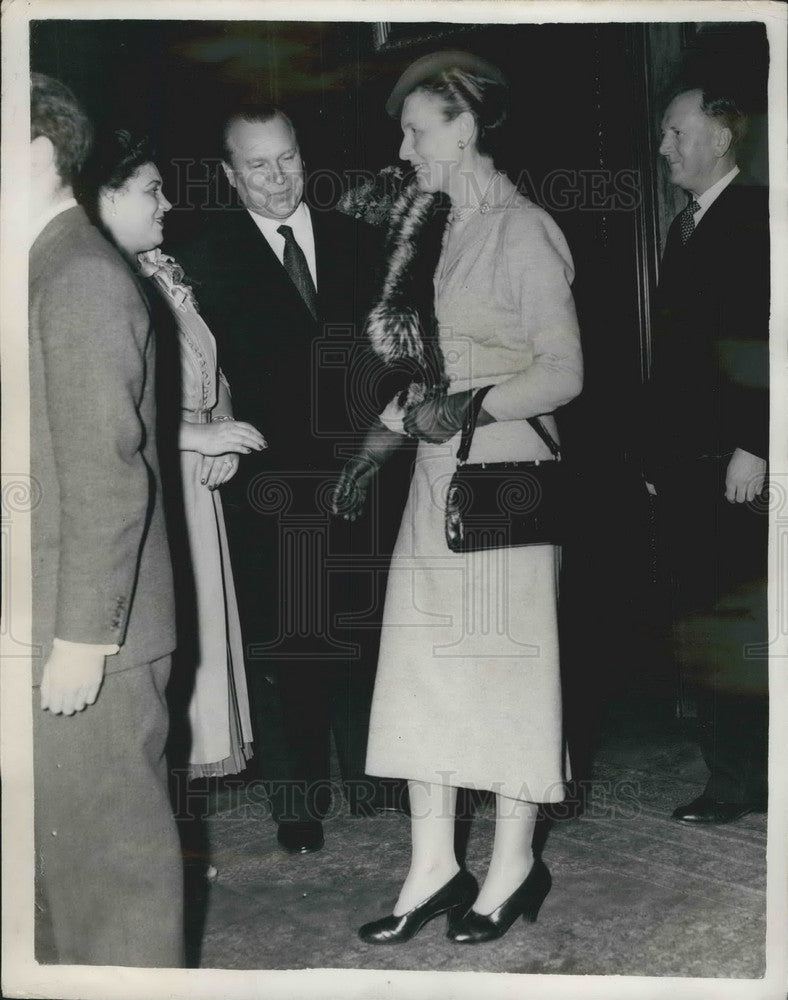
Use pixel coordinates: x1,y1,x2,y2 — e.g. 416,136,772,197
654,457,768,805
34,656,184,966
245,658,379,821
223,472,391,822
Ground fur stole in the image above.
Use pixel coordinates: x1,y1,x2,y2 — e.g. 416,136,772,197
365,181,451,409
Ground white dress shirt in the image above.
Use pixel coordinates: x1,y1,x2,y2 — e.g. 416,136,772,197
246,201,318,289
694,165,740,227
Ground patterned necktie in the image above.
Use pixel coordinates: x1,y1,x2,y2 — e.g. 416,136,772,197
679,198,700,244
277,224,317,319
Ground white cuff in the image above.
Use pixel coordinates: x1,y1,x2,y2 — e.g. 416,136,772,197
53,637,120,656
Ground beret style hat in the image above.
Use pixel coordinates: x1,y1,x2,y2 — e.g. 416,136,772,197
385,49,508,118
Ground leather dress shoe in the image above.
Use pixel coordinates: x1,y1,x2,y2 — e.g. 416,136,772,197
276,820,324,854
447,859,551,944
358,869,478,944
671,794,757,824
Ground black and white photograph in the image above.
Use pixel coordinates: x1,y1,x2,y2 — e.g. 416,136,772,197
2,2,787,998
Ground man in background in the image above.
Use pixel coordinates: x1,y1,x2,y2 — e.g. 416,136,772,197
29,73,183,964
644,85,769,824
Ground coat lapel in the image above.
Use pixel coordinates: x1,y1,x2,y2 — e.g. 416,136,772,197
207,205,350,328
312,208,346,318
436,177,521,290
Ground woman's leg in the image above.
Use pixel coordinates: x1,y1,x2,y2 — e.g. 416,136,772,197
393,779,459,915
472,794,538,914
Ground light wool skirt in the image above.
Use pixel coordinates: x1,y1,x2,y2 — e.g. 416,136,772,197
366,418,568,803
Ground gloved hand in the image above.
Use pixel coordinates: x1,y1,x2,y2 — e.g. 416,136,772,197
403,389,495,444
331,419,404,521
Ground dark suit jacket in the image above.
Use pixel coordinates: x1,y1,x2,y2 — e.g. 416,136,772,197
643,175,769,473
173,205,381,500
29,206,176,683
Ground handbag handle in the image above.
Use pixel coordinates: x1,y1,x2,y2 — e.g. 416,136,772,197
456,384,561,465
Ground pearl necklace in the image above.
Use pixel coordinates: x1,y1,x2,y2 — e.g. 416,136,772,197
448,170,503,225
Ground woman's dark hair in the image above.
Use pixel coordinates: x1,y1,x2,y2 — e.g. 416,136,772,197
78,128,155,224
415,67,509,159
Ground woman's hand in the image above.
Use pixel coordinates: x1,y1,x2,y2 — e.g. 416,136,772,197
330,419,405,520
332,457,377,521
181,419,267,457
201,453,239,490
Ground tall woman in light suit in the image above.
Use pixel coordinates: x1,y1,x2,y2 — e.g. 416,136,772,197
334,52,583,944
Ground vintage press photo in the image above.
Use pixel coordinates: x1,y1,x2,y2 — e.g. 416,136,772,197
2,2,787,999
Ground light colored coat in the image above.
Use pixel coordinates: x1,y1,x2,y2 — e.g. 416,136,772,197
368,179,583,802
436,182,582,422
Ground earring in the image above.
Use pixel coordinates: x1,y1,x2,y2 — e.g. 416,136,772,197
458,139,466,149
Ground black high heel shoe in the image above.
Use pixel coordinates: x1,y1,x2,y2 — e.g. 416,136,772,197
358,869,478,944
447,859,551,944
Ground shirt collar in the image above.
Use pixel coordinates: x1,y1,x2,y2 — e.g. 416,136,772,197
30,197,77,247
694,165,739,214
246,200,310,241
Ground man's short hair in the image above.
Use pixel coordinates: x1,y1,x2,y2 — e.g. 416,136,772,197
30,73,93,185
219,103,296,163
668,84,749,150
698,88,749,149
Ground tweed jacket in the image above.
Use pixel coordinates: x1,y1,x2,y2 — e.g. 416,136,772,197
29,206,175,683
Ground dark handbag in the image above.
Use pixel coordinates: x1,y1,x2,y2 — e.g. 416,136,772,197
445,385,566,552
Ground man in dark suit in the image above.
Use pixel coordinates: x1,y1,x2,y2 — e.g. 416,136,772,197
644,86,769,824
175,104,397,853
29,74,183,965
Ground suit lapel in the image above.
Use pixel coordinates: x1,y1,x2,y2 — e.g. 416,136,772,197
312,208,346,319
239,208,320,325
212,208,279,274
674,177,751,255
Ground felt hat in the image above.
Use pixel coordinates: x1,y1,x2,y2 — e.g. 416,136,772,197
385,49,507,118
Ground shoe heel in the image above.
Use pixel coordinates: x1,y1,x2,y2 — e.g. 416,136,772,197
447,900,469,932
521,866,551,923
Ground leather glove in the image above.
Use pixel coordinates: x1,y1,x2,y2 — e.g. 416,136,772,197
403,390,495,444
331,419,404,521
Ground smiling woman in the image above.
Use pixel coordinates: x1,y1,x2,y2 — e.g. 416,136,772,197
334,50,584,947
79,127,266,784
80,131,171,256
102,161,172,255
